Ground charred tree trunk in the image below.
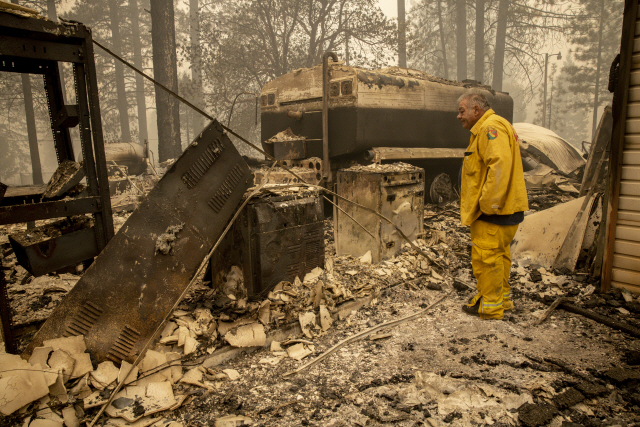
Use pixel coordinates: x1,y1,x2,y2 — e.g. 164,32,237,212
129,0,149,145
437,0,448,79
492,0,509,91
474,0,484,83
456,0,467,81
398,0,407,68
190,0,204,138
108,0,131,143
151,0,182,161
22,75,43,185
13,0,42,184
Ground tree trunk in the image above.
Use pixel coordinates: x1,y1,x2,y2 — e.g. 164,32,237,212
345,21,350,65
591,0,606,139
456,0,467,81
22,74,43,185
151,0,182,161
492,0,509,91
397,0,407,67
474,0,484,83
108,0,132,143
190,0,204,138
129,0,148,145
13,0,42,184
437,0,448,79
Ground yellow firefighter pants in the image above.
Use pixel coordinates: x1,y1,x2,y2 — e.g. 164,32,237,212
465,220,519,320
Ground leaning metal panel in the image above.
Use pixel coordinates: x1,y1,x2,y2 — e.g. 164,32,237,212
24,121,252,363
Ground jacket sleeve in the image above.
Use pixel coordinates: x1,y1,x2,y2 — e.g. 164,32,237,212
477,123,513,215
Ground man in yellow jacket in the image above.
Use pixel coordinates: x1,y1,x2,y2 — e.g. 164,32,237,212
457,90,529,320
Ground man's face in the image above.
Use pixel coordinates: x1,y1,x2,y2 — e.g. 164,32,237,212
457,99,482,130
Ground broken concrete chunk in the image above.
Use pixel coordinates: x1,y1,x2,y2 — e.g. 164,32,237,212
183,336,198,355
48,371,69,404
83,390,110,409
258,300,270,326
224,323,266,347
159,335,179,345
118,360,139,385
286,343,314,361
28,346,53,369
138,350,171,387
270,341,284,352
48,349,76,383
105,416,161,427
222,369,240,381
360,250,372,264
62,406,80,427
191,308,214,336
165,352,183,384
0,355,49,415
303,267,323,283
69,373,92,398
180,368,207,388
29,419,63,427
299,312,317,339
214,415,253,427
177,326,189,347
144,382,178,417
42,335,87,356
160,321,178,339
90,361,120,390
319,305,333,331
70,352,93,379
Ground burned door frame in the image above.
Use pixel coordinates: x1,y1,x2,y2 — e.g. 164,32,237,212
602,0,640,292
0,14,114,250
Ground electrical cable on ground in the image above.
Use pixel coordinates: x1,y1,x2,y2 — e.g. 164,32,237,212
283,292,450,377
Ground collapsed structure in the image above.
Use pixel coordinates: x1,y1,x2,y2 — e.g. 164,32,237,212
1,4,640,427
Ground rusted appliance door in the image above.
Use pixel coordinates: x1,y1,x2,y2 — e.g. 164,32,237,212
24,120,252,363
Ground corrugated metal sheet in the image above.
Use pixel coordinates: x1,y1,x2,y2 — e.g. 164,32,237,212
514,123,586,175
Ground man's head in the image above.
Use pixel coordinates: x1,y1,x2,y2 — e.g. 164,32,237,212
457,90,492,130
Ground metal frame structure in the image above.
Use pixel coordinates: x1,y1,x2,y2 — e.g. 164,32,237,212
0,12,113,351
0,13,113,244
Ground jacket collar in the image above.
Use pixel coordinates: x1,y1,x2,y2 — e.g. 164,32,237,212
470,109,495,136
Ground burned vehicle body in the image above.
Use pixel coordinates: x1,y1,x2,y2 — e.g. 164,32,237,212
260,60,514,199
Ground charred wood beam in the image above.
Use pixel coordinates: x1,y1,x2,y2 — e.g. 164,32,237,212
560,302,640,338
0,197,101,225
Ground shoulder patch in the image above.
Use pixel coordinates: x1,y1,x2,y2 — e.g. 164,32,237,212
486,127,498,140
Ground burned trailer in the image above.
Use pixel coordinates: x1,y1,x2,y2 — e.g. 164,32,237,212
260,54,514,201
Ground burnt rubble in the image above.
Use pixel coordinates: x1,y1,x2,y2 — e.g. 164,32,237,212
1,184,640,427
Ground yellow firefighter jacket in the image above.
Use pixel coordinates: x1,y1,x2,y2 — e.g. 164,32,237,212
460,109,529,226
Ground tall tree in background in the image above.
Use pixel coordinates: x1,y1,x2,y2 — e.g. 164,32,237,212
474,0,484,83
437,0,450,79
456,0,467,81
129,0,148,144
398,0,407,67
151,0,182,161
189,0,205,138
108,0,132,143
562,0,623,139
491,0,508,90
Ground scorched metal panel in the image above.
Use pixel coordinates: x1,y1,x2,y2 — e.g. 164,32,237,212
24,120,252,363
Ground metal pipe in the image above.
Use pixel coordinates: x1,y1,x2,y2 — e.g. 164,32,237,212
322,51,338,183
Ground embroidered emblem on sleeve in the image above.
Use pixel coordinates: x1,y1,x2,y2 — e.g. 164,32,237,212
486,128,498,140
